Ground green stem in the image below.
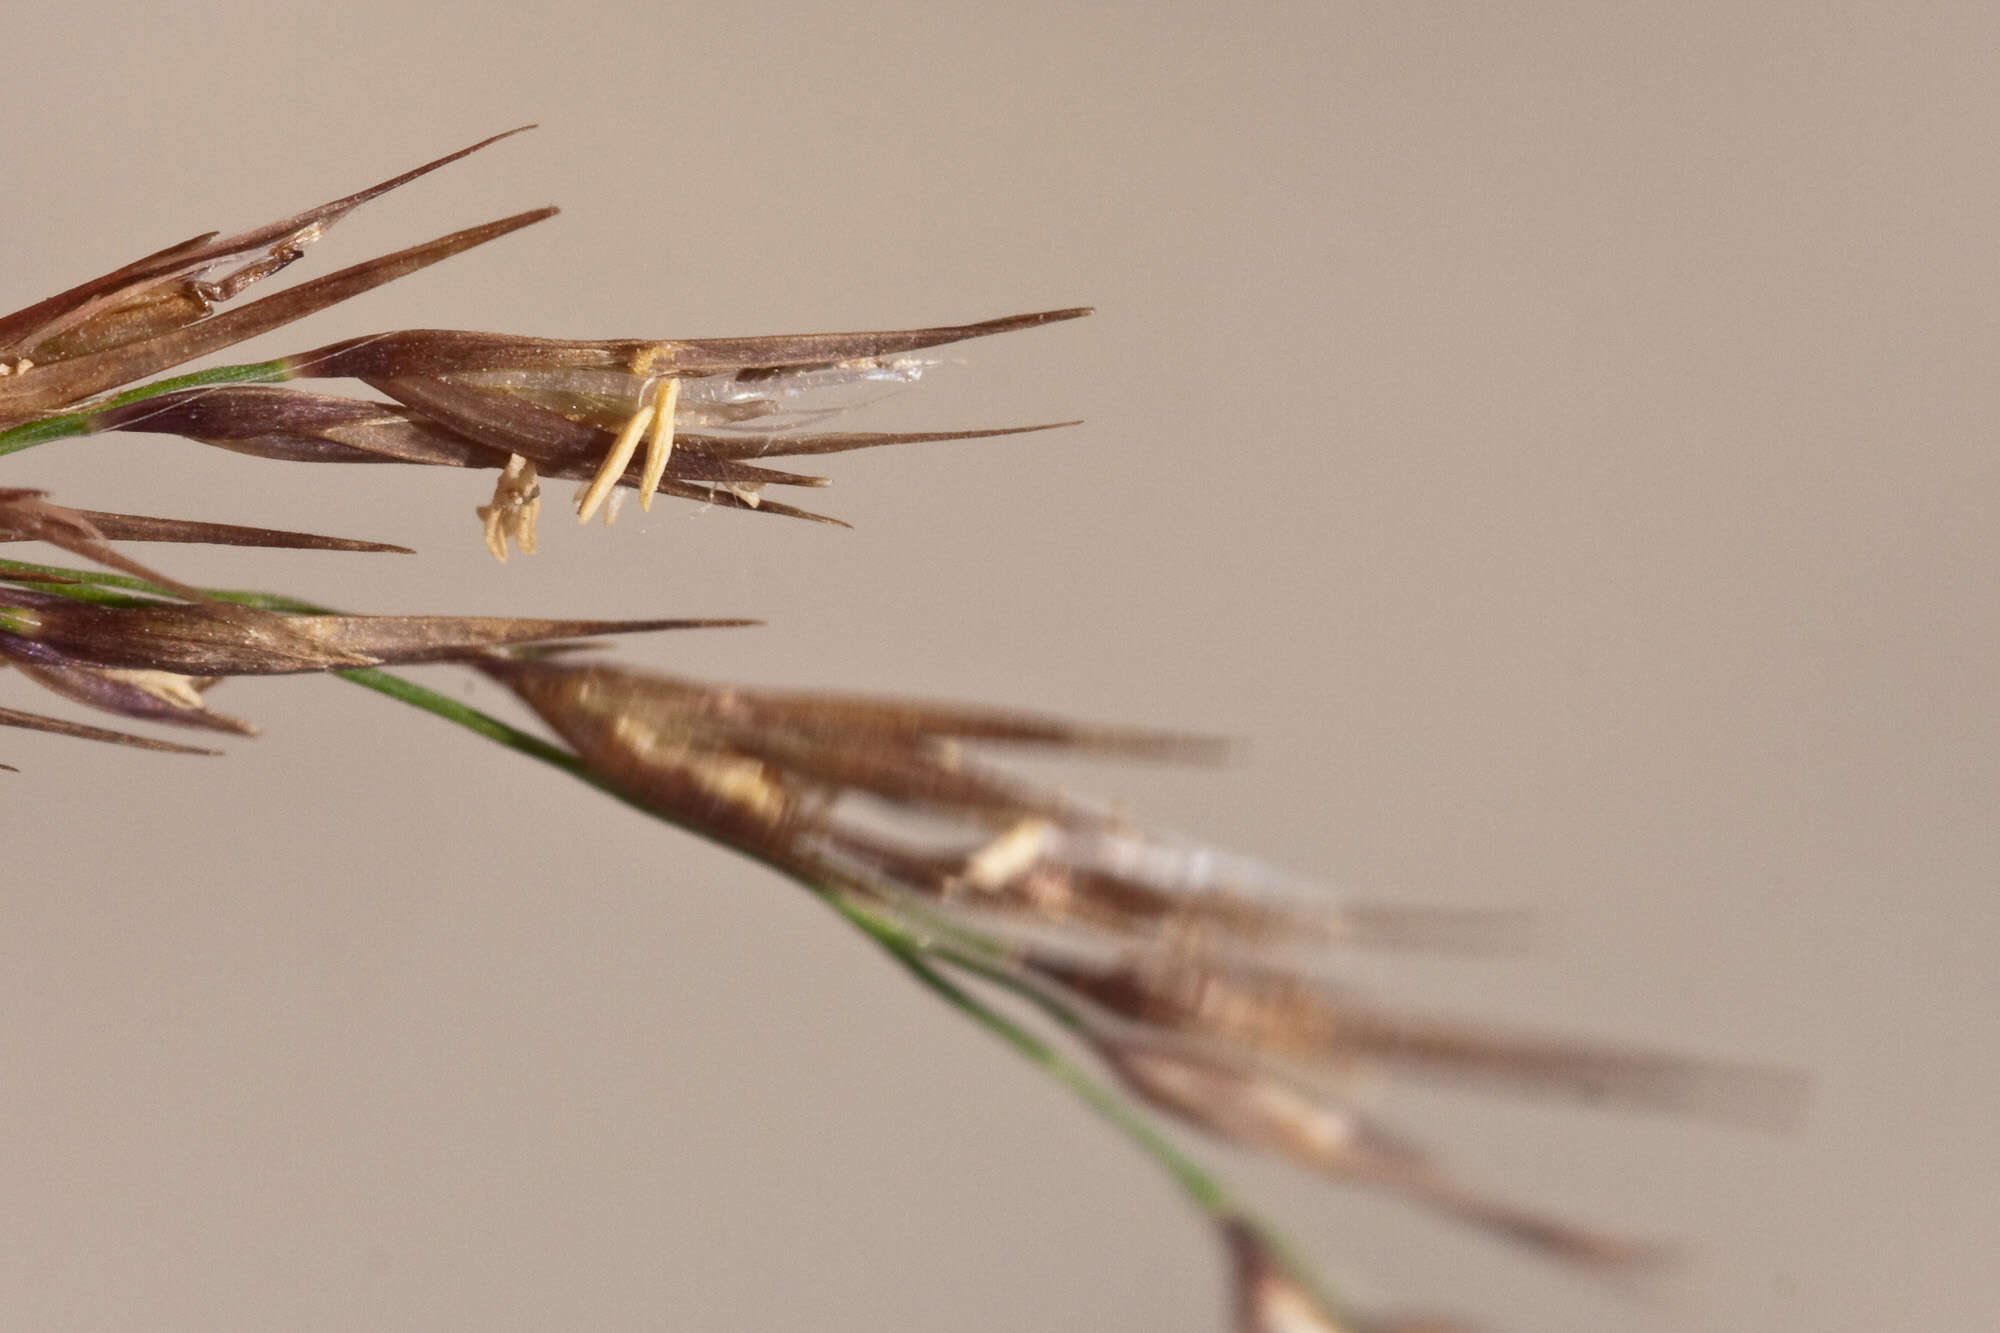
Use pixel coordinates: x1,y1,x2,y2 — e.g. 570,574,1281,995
328,668,1254,1222
0,359,289,458
0,558,330,612
827,892,1232,1212
0,564,1338,1314
825,900,1340,1312
337,666,581,770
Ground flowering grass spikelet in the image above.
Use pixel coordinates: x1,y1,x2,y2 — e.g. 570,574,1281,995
0,128,1810,1330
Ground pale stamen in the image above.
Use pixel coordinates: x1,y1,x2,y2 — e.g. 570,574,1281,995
576,396,655,523
637,377,680,512
476,453,541,561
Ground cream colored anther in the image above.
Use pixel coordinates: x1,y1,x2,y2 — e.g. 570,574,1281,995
576,377,679,523
637,377,679,512
575,397,653,524
961,818,1054,891
478,453,541,561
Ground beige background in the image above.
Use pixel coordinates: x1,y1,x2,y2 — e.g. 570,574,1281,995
3,4,1995,1329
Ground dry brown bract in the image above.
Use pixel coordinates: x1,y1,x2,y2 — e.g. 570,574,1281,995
480,654,1806,1294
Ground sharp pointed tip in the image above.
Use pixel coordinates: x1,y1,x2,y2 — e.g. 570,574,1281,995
949,308,1094,342
452,126,540,157
1016,306,1093,328
487,207,562,238
603,616,762,635
948,420,1087,440
678,617,763,631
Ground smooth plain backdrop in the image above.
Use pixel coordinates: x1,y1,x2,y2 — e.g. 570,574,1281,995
3,5,1995,1330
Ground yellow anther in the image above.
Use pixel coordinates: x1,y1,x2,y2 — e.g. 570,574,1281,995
477,453,541,562
961,818,1054,891
636,377,680,512
99,670,208,710
576,396,655,524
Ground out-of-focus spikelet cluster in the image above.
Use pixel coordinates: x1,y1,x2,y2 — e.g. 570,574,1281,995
0,131,1805,1328
481,654,1805,1325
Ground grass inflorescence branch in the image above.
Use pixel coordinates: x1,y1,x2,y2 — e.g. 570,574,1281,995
0,127,1809,1332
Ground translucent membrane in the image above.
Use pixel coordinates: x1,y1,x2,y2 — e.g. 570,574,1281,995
448,354,943,435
